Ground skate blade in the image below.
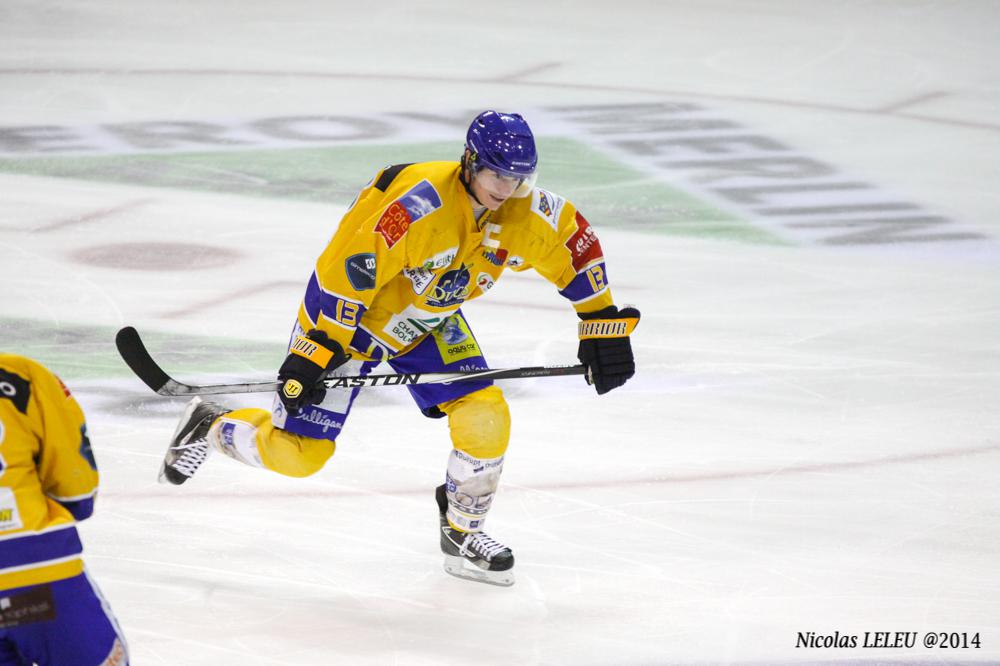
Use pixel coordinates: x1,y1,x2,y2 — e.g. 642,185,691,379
442,555,514,587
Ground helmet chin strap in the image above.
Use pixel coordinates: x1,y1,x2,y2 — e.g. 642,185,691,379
465,180,485,208
460,151,487,207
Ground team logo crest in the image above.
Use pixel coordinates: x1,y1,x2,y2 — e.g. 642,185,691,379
531,188,564,230
426,263,471,308
538,192,552,216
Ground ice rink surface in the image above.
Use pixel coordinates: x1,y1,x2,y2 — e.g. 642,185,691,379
2,1,999,664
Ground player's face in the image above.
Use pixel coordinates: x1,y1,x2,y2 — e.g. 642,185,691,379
471,168,521,211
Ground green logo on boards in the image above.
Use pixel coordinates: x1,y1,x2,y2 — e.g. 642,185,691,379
0,113,770,244
0,105,978,246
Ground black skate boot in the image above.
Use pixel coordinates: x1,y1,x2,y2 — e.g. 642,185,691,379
436,484,514,587
160,397,230,485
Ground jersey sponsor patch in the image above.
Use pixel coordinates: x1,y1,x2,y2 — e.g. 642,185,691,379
382,304,452,347
476,272,495,293
374,201,410,249
374,179,443,249
426,263,471,308
420,246,458,270
565,212,603,272
439,316,468,344
433,316,481,363
482,248,508,266
403,266,434,295
0,427,14,529
345,253,377,291
0,487,24,532
530,188,564,231
218,420,265,467
0,583,54,628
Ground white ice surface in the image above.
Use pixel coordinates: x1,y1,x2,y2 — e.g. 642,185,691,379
1,2,999,664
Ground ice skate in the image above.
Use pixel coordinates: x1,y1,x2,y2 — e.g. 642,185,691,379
436,484,514,587
159,396,230,485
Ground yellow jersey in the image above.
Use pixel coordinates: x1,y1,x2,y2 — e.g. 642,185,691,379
297,161,616,360
0,354,99,589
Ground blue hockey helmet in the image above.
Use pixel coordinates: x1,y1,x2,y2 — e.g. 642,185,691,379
465,110,538,183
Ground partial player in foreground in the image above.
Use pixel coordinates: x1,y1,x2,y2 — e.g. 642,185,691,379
0,354,129,665
159,110,640,586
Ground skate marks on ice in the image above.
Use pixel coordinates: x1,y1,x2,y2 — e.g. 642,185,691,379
89,474,550,664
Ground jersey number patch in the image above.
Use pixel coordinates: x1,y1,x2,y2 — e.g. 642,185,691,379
334,301,361,327
585,264,607,292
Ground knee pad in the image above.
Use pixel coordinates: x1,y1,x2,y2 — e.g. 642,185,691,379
260,428,335,478
440,386,510,459
211,408,335,478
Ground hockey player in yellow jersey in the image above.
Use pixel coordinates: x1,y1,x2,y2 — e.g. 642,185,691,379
0,354,129,664
160,110,640,586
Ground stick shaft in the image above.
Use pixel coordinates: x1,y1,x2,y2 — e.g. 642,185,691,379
115,326,585,397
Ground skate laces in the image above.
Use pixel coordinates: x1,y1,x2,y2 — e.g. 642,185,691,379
168,408,219,476
460,531,508,560
171,443,209,477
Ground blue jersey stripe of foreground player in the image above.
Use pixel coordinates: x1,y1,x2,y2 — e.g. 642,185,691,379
157,110,640,587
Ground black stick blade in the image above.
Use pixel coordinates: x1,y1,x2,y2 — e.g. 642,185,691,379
115,326,172,393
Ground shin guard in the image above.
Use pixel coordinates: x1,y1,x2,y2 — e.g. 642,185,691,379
444,449,504,533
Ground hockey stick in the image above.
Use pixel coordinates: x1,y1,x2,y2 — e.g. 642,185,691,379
115,326,586,397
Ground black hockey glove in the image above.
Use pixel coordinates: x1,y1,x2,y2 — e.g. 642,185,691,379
577,305,640,395
277,329,350,413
